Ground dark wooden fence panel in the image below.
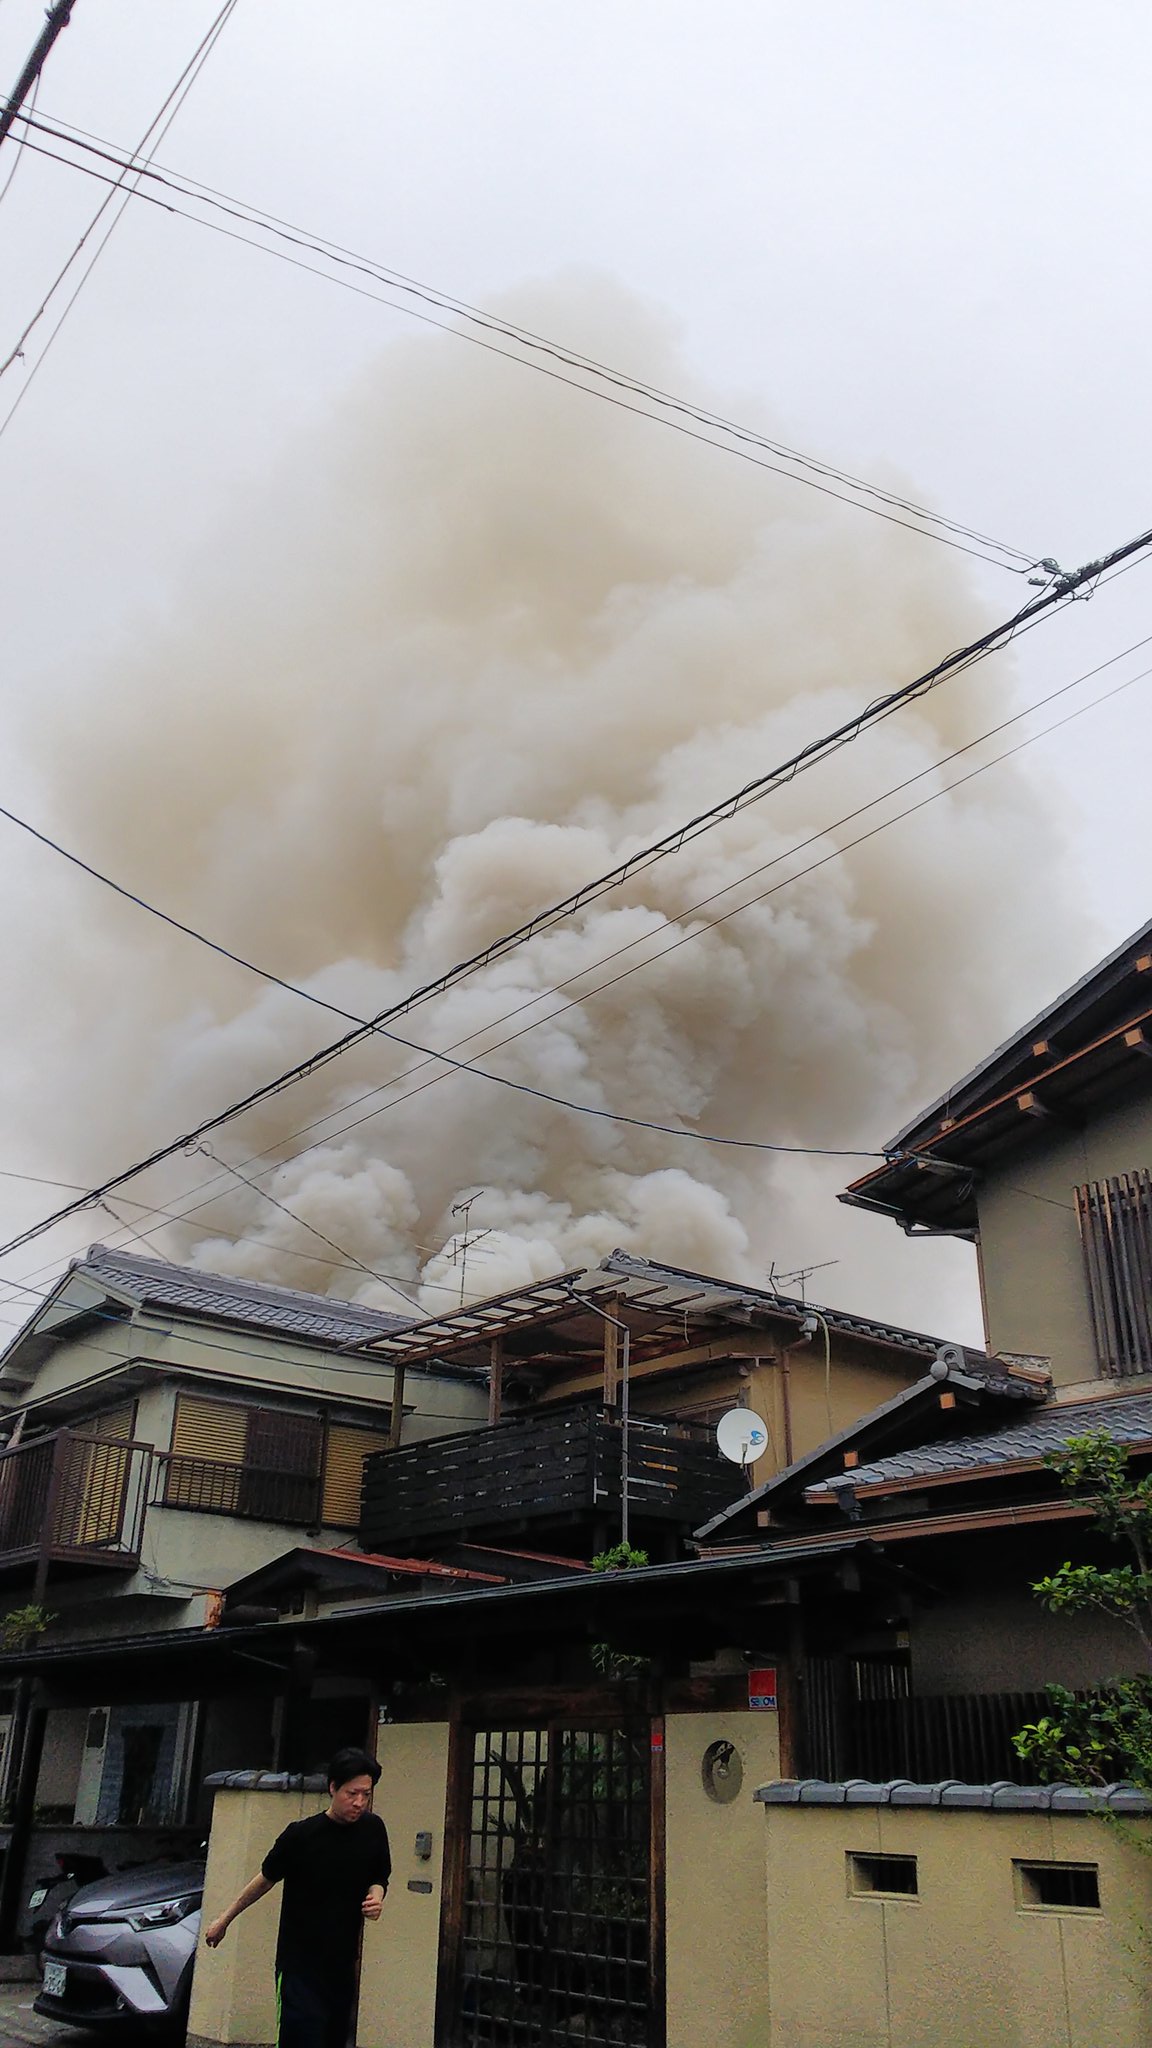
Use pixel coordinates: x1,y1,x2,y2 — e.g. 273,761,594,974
361,1409,739,1552
803,1658,1051,1784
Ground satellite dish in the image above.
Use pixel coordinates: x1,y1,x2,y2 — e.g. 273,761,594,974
716,1408,769,1466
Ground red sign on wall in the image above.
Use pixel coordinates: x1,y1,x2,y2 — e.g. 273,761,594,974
747,1666,778,1711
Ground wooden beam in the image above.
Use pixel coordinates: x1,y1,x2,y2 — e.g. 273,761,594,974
487,1336,504,1427
1124,1026,1152,1060
1017,1090,1056,1121
388,1360,406,1449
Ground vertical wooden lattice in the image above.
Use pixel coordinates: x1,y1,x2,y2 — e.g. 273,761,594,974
1075,1170,1152,1376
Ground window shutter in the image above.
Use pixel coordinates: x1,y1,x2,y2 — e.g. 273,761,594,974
55,1402,138,1546
166,1396,249,1509
322,1425,391,1529
1075,1171,1152,1376
81,1401,137,1441
171,1395,249,1462
240,1409,323,1524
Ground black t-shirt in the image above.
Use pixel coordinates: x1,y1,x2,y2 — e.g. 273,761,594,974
262,1810,392,1974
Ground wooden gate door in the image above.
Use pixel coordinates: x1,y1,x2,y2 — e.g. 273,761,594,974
438,1714,664,2048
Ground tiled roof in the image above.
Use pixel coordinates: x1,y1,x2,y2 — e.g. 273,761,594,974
76,1244,411,1349
602,1252,1007,1368
807,1388,1152,1497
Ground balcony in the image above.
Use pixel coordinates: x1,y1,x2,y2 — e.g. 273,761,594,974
359,1407,742,1554
0,1430,153,1581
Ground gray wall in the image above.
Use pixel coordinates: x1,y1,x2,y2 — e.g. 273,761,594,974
976,1083,1152,1386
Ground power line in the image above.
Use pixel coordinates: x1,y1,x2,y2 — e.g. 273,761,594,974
215,637,1152,1168
7,106,1037,571
0,535,1144,1265
4,552,1139,1269
0,0,238,435
0,634,1138,1346
0,70,38,211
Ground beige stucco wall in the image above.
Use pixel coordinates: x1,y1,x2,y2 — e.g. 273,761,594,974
190,1785,327,2047
763,1802,1152,2047
976,1086,1152,1384
357,1723,451,2048
665,1710,779,2048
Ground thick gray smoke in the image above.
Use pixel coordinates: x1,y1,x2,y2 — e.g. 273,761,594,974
6,278,1085,1328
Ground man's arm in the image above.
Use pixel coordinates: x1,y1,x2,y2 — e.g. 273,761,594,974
362,1823,391,1924
204,1873,275,1947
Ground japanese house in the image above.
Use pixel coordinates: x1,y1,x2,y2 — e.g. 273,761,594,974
0,1245,487,1855
352,1249,1014,1561
840,913,1152,1390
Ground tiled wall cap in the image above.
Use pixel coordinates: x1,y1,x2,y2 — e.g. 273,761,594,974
203,1770,329,1792
754,1779,1152,1812
843,1780,895,1804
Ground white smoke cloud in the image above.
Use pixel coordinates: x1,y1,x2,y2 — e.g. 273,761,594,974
5,276,1089,1328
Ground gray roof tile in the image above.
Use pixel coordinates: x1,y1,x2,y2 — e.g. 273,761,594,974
755,1778,1151,1812
78,1245,411,1349
807,1388,1152,1495
604,1251,1012,1368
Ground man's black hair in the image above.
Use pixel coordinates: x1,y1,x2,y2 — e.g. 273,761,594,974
326,1746,382,1791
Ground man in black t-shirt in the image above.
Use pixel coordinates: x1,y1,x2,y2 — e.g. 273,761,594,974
205,1747,391,2048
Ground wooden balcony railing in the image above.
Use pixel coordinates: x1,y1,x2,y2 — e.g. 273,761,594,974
154,1453,322,1527
0,1429,153,1576
359,1407,742,1553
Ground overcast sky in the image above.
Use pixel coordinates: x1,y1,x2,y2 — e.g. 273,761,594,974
0,1,1149,1342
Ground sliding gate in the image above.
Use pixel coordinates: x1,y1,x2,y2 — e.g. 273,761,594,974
439,1715,663,2048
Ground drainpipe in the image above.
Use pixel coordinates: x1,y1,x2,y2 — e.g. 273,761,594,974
778,1330,811,1468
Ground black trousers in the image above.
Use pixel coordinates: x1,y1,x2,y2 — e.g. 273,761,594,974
275,1965,356,2048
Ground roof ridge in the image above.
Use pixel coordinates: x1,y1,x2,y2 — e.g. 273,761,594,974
81,1242,407,1326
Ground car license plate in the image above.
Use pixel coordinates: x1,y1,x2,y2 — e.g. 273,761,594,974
28,1887,48,1909
43,1961,66,1999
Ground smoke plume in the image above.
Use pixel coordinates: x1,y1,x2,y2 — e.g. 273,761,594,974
5,277,1085,1330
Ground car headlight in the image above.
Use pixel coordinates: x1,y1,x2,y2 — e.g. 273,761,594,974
124,1896,199,1933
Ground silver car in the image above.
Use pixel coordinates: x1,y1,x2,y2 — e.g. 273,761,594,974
35,1859,205,2036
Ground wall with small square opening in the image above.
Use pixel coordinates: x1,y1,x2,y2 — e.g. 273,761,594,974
1015,1859,1101,1911
847,1850,919,1897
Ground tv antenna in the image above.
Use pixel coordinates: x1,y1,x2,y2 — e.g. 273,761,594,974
449,1193,493,1307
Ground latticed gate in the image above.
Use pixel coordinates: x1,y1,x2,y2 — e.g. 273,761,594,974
438,1715,663,2048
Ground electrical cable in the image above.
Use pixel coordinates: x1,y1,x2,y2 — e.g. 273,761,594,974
0,0,239,438
0,70,37,211
4,619,1151,1156
2,603,1148,1303
1,528,1144,1269
8,106,1035,569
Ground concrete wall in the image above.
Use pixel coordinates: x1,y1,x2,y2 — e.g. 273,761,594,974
763,1803,1152,2048
665,1710,779,2048
977,1085,1152,1385
190,1785,327,2047
357,1724,451,2048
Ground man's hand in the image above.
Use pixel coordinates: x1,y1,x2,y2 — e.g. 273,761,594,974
204,1917,230,1948
362,1887,385,1922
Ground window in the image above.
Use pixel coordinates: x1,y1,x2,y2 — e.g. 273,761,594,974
847,1852,918,1898
1075,1171,1152,1376
322,1424,392,1528
1015,1860,1100,1912
165,1397,322,1524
